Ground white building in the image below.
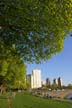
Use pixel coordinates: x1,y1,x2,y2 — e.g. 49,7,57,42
60,78,64,86
32,69,42,89
42,80,46,86
56,78,58,85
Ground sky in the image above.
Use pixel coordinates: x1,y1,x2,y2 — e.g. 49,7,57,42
26,35,72,85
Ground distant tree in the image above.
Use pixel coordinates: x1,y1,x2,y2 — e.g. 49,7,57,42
0,0,72,63
67,84,72,89
51,83,58,90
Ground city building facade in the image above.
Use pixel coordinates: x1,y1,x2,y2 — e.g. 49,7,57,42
26,69,41,89
53,78,58,85
26,74,32,88
32,69,41,88
46,78,51,87
57,77,64,88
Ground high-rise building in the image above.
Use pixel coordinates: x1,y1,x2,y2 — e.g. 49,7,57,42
46,78,51,87
41,81,46,86
26,69,42,89
53,78,58,85
32,69,41,89
58,77,64,88
26,74,32,88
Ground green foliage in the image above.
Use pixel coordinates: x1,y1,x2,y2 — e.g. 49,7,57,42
51,84,58,90
0,43,26,88
0,0,72,63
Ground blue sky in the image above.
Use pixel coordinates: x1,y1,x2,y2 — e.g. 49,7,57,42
26,35,72,85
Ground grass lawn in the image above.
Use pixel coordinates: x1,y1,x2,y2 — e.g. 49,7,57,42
0,92,72,108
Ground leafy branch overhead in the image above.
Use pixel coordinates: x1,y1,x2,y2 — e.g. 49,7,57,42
0,0,72,63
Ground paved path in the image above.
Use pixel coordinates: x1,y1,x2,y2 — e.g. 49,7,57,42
47,90,72,98
53,98,72,103
36,90,72,99
42,90,72,99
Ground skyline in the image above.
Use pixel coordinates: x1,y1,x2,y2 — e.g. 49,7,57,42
26,35,72,85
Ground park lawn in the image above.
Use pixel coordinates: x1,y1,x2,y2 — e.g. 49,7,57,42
0,92,10,108
0,92,72,108
0,98,8,108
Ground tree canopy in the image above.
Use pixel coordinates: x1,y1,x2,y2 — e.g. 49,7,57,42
0,43,26,88
0,0,72,63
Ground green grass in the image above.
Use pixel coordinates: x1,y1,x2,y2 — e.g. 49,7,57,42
0,92,72,108
0,92,11,108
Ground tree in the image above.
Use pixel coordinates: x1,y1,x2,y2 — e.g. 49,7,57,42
0,43,26,88
51,83,58,90
67,84,72,89
0,0,72,63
